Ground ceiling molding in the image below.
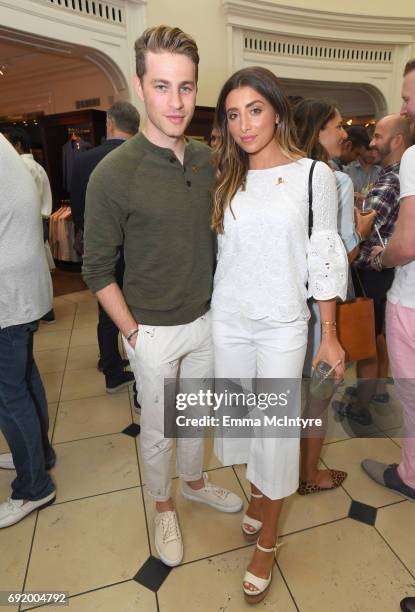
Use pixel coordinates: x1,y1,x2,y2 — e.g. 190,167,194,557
222,0,415,42
0,27,74,57
0,0,126,39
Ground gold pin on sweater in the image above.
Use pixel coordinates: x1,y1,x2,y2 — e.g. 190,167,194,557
276,177,285,185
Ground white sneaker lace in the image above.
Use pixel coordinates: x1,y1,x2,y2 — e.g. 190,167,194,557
160,512,180,544
205,483,229,500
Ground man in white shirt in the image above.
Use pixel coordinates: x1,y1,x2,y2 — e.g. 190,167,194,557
0,134,56,528
5,127,52,218
362,59,415,509
6,127,55,322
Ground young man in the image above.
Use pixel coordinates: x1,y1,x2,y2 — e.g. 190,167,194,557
330,124,363,171
362,60,415,501
82,26,242,567
6,127,55,322
344,125,381,206
71,102,140,394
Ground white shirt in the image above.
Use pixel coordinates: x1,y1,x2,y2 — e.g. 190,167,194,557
388,144,415,309
0,135,52,327
21,153,52,218
212,158,348,322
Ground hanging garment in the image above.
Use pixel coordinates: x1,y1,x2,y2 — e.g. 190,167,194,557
62,138,92,192
49,205,81,262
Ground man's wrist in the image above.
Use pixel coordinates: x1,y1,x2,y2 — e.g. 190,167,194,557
374,249,386,271
124,325,139,341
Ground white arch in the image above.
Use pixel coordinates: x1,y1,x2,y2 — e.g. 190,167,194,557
0,25,129,97
223,0,414,115
279,77,388,118
0,0,147,100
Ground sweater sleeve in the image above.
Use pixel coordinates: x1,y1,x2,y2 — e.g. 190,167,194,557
82,162,126,293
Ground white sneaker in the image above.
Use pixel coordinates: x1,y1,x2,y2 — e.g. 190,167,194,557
154,510,183,567
182,472,243,513
0,491,56,528
0,453,15,470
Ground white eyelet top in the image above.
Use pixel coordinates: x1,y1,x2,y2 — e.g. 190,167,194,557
212,157,348,322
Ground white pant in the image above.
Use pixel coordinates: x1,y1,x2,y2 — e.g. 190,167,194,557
124,313,212,502
212,310,308,500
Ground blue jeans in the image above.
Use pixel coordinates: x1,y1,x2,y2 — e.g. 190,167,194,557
0,322,55,500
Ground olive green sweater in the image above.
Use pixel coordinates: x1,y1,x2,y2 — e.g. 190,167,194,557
82,133,215,325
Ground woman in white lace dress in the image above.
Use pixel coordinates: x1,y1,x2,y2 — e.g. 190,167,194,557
211,67,348,603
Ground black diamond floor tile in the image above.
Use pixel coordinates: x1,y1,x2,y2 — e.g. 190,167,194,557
122,423,141,437
134,555,172,592
348,500,377,526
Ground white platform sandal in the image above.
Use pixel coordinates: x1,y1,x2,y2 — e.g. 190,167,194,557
243,540,284,604
241,492,263,542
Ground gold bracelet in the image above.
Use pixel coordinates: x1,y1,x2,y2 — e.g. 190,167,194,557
321,321,337,326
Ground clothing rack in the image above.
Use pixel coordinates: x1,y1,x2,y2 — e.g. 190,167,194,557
49,202,81,263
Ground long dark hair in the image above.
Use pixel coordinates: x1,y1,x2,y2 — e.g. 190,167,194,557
212,66,303,233
293,98,337,163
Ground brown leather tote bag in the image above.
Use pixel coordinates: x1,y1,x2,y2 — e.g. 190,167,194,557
336,297,376,361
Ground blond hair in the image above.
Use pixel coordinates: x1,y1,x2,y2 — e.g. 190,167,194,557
135,25,199,81
212,67,303,234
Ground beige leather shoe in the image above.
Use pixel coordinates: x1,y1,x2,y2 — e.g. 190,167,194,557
182,472,243,513
154,510,183,567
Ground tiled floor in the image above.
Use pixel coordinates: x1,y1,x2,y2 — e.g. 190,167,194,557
0,291,414,611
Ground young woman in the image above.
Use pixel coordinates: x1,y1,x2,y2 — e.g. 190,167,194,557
211,68,348,604
293,99,376,494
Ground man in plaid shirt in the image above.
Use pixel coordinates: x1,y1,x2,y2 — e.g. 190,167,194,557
346,114,412,421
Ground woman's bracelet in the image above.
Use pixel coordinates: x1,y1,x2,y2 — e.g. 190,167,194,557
321,321,337,336
125,327,139,342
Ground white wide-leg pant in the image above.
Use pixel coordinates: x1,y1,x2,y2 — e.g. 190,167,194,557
124,313,212,502
212,310,308,500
